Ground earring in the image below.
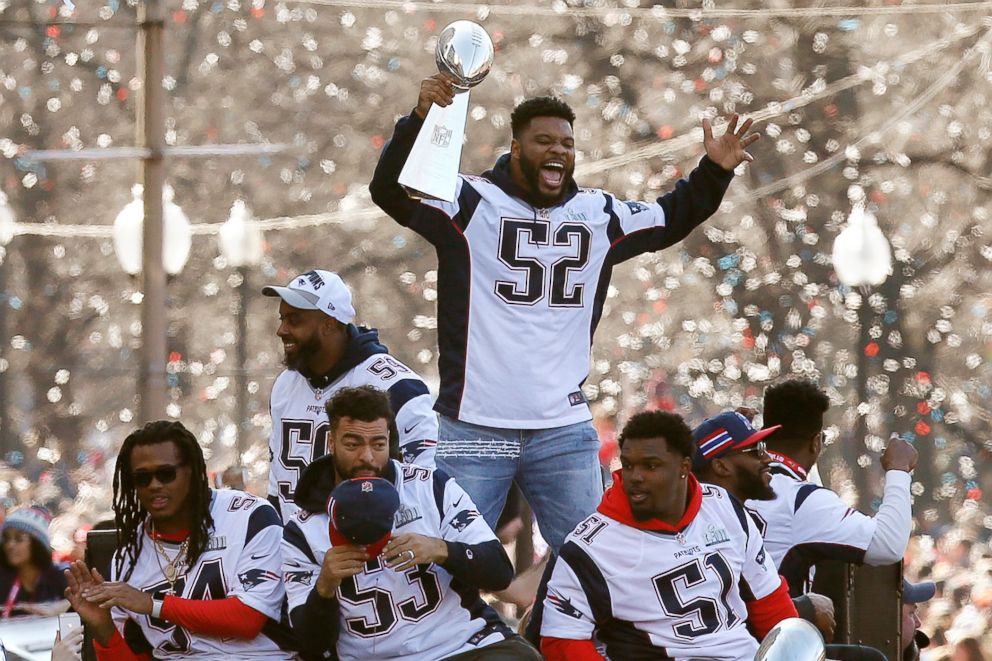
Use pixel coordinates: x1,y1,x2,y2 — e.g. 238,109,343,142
680,473,686,479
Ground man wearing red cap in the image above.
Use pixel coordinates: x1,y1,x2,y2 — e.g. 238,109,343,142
282,386,540,660
539,410,796,660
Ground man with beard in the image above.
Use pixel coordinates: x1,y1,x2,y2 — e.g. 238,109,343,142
692,411,836,642
263,269,438,521
539,411,796,660
282,386,541,660
370,74,761,554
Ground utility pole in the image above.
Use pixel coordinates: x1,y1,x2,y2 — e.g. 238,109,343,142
137,0,167,423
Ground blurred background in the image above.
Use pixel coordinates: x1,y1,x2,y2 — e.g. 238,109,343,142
1,0,991,651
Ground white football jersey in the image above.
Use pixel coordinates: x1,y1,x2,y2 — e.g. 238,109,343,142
745,460,875,595
541,483,781,661
268,341,438,522
109,489,295,660
282,460,513,660
372,114,734,429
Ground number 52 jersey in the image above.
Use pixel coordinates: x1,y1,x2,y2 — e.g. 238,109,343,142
542,481,785,661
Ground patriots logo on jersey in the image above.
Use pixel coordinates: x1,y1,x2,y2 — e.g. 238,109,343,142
285,569,314,586
449,509,481,532
548,590,583,620
755,546,768,569
624,200,649,214
401,440,437,463
238,568,281,590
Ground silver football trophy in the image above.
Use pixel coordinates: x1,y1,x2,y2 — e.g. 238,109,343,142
754,618,826,661
398,20,494,203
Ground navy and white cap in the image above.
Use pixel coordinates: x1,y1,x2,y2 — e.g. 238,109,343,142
692,411,781,471
902,579,936,604
327,477,400,556
262,269,356,325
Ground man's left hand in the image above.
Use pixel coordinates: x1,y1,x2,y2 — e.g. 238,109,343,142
383,533,448,572
702,113,760,171
82,581,154,615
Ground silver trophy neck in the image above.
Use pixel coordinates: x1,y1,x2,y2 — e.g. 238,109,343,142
435,20,494,90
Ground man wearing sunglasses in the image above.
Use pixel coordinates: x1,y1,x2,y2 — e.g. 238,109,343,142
263,269,439,523
62,420,296,659
692,411,837,643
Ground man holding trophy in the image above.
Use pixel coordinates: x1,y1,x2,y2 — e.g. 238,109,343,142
370,20,761,555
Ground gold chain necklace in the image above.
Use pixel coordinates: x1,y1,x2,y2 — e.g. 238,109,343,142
149,524,189,593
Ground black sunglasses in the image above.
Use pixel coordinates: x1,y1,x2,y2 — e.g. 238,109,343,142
132,464,184,488
735,441,767,457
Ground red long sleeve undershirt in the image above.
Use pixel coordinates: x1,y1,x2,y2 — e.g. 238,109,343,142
541,637,604,660
93,596,268,660
746,576,799,639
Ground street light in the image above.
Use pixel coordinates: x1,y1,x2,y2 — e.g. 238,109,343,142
218,199,263,463
112,184,192,276
113,183,191,422
832,202,892,507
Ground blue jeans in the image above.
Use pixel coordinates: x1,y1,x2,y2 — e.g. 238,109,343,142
436,416,604,552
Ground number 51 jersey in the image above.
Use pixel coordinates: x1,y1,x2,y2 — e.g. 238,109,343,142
542,482,782,661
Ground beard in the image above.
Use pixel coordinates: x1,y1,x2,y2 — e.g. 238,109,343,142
333,453,384,481
737,465,776,501
283,333,322,373
518,153,573,206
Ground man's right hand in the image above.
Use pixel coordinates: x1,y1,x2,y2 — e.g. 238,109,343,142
414,73,458,119
64,560,116,645
806,592,836,642
315,545,369,598
880,435,918,473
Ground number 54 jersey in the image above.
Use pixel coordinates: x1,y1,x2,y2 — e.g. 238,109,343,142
542,480,784,661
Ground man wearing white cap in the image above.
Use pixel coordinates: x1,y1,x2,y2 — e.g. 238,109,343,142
263,269,438,521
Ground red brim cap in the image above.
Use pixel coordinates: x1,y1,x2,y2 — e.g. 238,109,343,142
739,423,782,450
328,503,392,558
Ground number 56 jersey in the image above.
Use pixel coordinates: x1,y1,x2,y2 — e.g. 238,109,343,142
267,324,438,522
541,479,785,661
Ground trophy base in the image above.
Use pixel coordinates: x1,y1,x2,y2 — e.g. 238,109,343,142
398,92,470,204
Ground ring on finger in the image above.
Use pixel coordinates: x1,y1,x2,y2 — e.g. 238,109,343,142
403,549,415,562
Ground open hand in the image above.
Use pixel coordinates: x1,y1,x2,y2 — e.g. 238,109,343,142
702,114,760,171
64,560,115,645
83,581,153,615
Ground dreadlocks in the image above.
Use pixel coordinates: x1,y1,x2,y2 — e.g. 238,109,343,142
113,420,214,582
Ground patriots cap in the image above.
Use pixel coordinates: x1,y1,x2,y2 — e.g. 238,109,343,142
262,269,356,325
902,579,936,604
327,477,400,557
692,411,781,471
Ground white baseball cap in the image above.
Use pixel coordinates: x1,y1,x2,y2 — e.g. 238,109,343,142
262,270,356,324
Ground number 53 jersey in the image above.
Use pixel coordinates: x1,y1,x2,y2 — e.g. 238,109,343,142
542,481,784,661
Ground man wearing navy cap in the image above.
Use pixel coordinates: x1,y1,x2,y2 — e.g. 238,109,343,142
901,579,935,661
692,411,837,642
281,385,541,660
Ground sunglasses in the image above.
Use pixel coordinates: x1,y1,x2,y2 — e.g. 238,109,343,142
132,464,184,488
735,441,767,457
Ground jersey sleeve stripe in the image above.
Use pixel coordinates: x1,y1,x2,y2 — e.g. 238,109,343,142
267,494,283,522
455,179,483,232
432,469,451,521
283,520,319,565
726,494,751,542
246,503,283,546
793,483,821,512
387,378,430,410
433,229,472,420
559,541,613,624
